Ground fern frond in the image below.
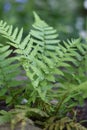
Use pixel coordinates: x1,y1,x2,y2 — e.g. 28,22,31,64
0,15,60,101
0,20,32,55
44,117,87,130
0,13,87,102
57,39,86,67
0,15,86,80
0,20,23,44
0,105,48,128
0,44,22,104
0,110,12,125
31,12,59,50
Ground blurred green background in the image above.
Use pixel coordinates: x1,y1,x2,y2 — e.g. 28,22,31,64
0,0,87,40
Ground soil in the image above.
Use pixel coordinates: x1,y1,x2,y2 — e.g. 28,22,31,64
0,101,13,111
0,123,42,130
76,99,87,127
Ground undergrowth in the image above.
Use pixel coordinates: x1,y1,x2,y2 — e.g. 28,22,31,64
0,12,87,130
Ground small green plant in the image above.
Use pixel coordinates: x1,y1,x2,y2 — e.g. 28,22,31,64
0,12,87,130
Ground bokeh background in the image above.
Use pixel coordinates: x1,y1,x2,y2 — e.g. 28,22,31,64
0,0,87,40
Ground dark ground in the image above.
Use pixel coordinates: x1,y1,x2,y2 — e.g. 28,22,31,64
76,99,87,127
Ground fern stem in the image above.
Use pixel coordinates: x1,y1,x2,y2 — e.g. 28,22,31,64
55,92,68,114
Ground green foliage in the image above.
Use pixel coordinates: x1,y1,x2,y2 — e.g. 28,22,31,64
0,110,12,124
0,44,24,105
0,13,86,102
0,13,87,130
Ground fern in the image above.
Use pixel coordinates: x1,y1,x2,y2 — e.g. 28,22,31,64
0,13,87,130
0,13,87,104
0,15,60,102
44,117,87,130
0,44,23,104
29,13,87,86
0,105,48,130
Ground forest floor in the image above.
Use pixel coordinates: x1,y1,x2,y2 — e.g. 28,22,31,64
0,99,87,129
